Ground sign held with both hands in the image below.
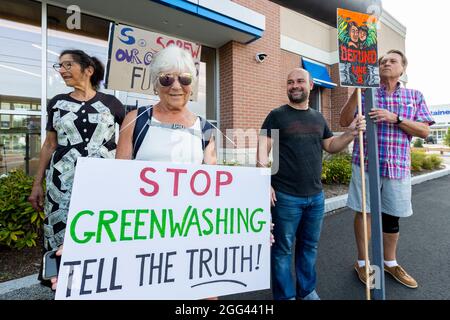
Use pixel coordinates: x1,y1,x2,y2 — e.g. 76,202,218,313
55,158,271,300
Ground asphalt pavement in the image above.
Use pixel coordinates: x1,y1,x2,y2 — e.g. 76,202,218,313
227,174,450,300
1,175,449,300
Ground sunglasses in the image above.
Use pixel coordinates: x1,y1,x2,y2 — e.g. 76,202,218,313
53,61,76,72
158,73,192,87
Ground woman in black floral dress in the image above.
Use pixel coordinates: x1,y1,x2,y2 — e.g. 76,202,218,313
28,50,125,283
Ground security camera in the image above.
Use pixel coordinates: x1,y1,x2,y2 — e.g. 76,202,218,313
255,52,267,63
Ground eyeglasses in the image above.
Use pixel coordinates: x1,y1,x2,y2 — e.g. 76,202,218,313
158,73,192,87
53,61,75,72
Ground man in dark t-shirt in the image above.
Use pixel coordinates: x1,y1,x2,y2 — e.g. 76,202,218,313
258,68,365,300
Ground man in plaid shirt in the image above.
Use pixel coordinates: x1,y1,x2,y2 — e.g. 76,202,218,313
340,50,435,289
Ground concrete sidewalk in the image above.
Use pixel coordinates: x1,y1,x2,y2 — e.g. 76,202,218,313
1,168,449,300
315,174,450,300
227,173,450,300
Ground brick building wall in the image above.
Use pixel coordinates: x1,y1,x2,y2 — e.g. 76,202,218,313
218,41,234,132
280,49,300,105
219,0,283,149
321,86,332,127
279,51,335,131
218,1,356,162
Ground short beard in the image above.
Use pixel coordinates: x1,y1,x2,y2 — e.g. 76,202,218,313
288,90,308,104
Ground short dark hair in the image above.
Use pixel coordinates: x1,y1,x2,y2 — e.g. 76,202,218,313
359,25,368,34
59,49,105,90
347,21,358,32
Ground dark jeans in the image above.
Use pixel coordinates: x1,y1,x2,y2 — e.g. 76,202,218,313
271,190,325,300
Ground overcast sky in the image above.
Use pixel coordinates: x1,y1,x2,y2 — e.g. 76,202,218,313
382,0,449,106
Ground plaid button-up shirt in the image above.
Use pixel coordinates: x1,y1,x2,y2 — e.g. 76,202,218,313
352,83,435,179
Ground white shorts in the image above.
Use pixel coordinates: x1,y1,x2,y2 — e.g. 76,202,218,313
346,164,413,218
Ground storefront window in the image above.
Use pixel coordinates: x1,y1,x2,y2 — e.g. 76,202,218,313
189,46,217,122
45,5,216,121
0,114,41,175
0,1,218,175
0,0,41,174
46,5,112,99
0,0,41,107
309,86,321,112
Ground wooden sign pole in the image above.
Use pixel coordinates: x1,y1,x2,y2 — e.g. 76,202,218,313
357,88,371,300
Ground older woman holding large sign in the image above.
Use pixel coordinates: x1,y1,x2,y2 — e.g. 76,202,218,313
48,45,217,295
117,45,217,299
115,45,216,164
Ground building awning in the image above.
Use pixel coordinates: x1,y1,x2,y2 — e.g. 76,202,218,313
49,0,265,47
302,57,337,89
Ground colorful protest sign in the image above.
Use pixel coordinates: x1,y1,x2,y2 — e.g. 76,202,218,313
55,158,271,300
105,23,201,100
337,8,380,88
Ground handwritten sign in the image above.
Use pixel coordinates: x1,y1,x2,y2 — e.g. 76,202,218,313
55,158,271,300
105,23,202,100
337,8,380,88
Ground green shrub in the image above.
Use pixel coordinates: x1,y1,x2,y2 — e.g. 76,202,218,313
413,138,423,148
0,170,45,249
429,154,443,169
411,151,443,172
411,150,426,172
444,128,450,147
421,157,433,170
322,153,352,185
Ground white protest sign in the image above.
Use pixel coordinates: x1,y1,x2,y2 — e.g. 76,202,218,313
55,158,271,300
105,23,201,100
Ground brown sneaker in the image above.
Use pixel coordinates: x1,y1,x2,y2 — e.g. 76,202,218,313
354,262,375,289
384,264,418,288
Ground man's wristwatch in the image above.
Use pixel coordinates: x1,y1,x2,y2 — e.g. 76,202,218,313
396,114,403,125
